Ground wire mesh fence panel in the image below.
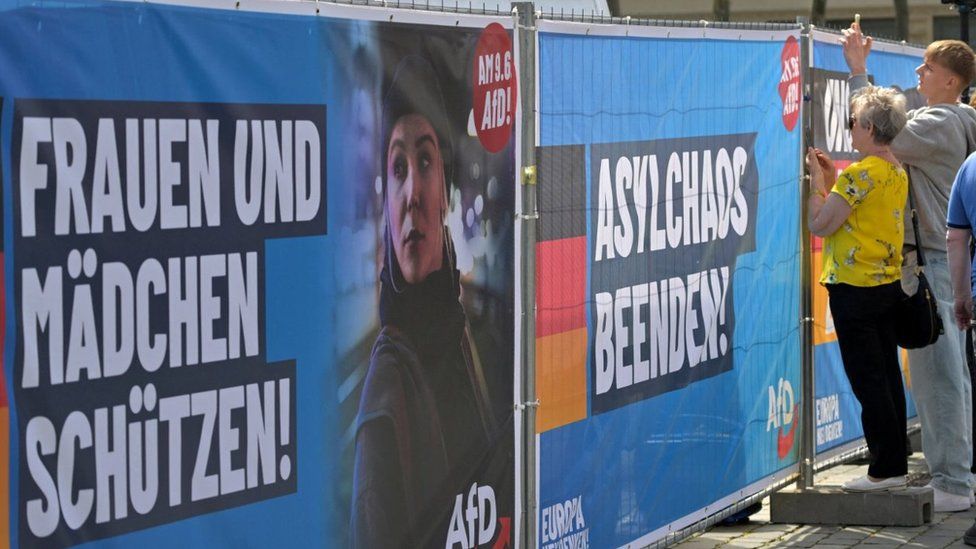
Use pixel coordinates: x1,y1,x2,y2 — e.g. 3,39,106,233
532,19,803,549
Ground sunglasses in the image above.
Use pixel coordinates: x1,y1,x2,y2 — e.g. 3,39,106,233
847,114,856,131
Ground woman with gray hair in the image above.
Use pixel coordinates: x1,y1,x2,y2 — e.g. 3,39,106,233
807,85,910,492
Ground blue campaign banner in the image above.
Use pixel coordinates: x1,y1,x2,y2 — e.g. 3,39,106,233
0,1,518,547
535,22,802,548
809,30,923,456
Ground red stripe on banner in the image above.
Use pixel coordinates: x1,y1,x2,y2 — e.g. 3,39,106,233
833,159,852,172
536,237,587,338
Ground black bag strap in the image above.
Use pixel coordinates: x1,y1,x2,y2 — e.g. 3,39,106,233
906,166,927,269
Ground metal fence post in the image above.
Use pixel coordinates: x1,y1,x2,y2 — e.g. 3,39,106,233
514,2,538,547
797,16,817,491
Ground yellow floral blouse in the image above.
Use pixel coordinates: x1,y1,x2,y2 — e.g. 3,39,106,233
820,156,907,287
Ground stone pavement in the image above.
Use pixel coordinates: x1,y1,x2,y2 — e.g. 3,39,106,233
674,453,976,548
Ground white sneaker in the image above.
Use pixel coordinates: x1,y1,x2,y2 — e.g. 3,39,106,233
930,486,972,513
842,475,907,492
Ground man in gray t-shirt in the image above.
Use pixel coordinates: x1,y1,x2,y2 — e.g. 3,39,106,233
842,22,976,513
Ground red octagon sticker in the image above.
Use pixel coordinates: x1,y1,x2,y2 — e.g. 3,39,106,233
779,36,801,132
472,23,517,153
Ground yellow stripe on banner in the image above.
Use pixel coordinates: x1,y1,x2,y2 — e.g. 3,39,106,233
901,348,911,389
0,406,8,548
812,250,838,345
536,328,588,433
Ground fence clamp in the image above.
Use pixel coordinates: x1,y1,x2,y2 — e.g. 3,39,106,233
516,399,541,411
522,165,537,186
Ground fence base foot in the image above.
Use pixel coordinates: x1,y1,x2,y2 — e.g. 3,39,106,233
769,487,933,527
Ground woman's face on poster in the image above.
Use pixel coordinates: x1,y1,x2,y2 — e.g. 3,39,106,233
386,113,446,284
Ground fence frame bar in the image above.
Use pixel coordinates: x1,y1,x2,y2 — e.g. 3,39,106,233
514,3,539,548
798,16,817,491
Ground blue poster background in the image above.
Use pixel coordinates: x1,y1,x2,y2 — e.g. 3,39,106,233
537,29,802,548
811,33,923,456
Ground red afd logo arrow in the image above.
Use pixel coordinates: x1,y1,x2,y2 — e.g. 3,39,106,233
492,517,512,549
777,403,799,459
779,35,801,131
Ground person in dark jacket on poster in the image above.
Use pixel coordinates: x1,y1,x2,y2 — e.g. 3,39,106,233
349,54,498,548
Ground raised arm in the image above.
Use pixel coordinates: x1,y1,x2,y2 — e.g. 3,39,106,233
841,21,873,76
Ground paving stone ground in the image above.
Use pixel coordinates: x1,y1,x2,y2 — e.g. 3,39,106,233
673,454,976,548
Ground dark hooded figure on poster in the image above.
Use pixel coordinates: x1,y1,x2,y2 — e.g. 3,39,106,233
349,54,499,547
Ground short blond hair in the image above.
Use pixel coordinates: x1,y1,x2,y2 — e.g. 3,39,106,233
851,86,907,145
926,40,976,92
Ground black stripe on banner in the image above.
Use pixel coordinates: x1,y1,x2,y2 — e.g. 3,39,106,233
537,144,586,242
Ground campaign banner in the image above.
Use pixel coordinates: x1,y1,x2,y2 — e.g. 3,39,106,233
809,30,923,457
0,1,517,547
535,22,802,548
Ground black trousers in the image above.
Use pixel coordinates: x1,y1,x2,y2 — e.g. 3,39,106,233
827,281,908,478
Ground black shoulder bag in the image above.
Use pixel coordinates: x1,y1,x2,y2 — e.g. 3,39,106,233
895,176,944,349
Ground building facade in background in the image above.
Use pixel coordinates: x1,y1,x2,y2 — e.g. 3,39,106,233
614,0,967,45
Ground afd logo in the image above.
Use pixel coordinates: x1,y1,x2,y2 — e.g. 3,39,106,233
445,483,511,549
766,378,798,459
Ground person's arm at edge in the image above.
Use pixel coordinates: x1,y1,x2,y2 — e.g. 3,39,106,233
947,227,973,330
947,165,976,330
